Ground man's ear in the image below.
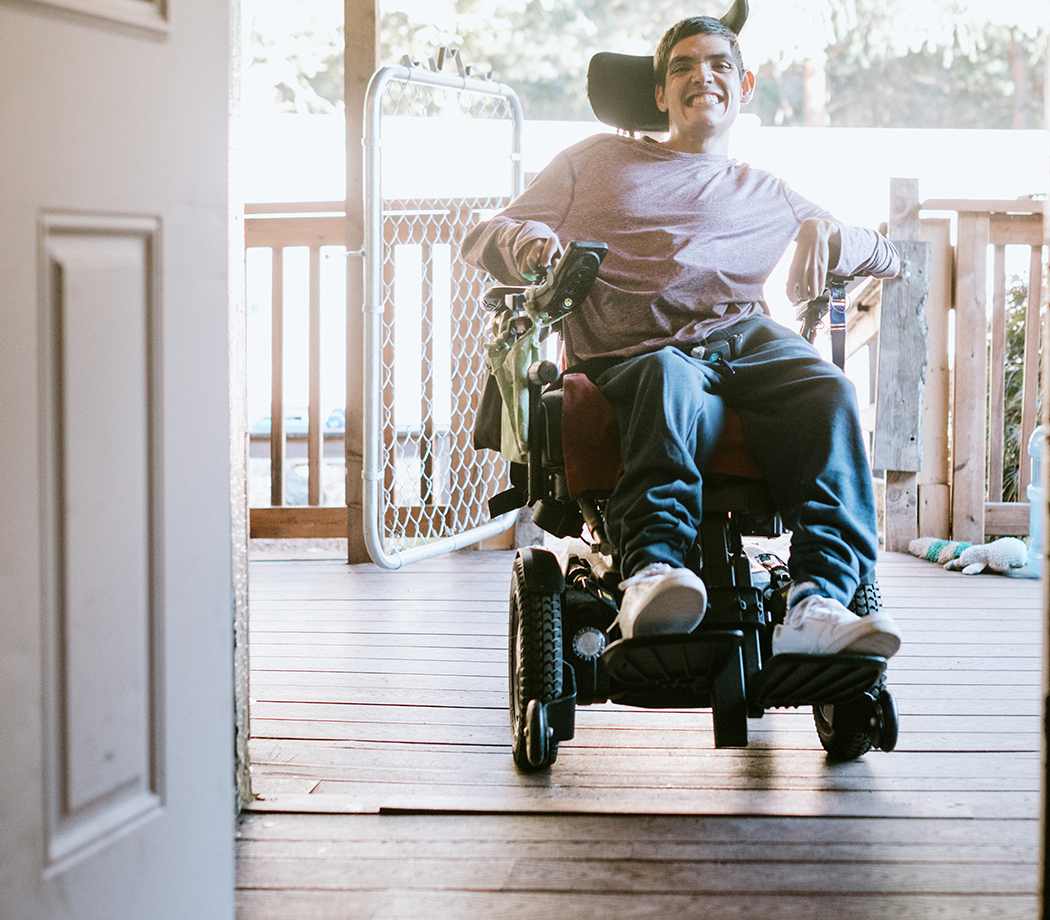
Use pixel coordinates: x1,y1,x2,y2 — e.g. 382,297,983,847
655,82,668,113
741,70,756,103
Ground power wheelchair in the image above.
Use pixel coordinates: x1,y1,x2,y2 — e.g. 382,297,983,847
474,52,899,773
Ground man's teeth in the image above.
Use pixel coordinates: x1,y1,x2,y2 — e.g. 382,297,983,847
688,94,720,106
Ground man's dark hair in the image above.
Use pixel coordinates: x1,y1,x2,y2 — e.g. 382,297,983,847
653,17,746,88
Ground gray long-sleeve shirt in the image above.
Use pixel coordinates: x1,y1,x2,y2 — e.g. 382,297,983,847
462,133,899,366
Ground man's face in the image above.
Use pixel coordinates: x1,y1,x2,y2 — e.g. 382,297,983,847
654,32,755,153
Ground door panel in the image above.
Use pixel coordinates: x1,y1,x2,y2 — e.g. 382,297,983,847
0,2,234,917
40,215,162,869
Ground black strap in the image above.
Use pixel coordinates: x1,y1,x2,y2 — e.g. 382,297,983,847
828,281,848,370
488,462,529,517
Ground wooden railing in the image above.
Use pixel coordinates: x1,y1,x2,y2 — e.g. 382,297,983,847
848,179,1045,548
245,201,349,538
244,197,512,549
249,186,1045,552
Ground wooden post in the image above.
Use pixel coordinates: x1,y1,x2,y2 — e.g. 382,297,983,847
345,0,380,562
879,178,926,552
917,218,953,538
873,240,930,552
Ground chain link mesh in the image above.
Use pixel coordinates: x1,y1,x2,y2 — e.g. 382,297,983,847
372,73,519,555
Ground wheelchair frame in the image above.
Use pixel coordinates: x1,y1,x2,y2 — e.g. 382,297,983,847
482,242,899,772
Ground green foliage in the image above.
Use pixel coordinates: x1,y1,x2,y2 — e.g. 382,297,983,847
822,24,1047,128
382,1,734,121
245,0,345,112
999,275,1043,504
242,1,1047,129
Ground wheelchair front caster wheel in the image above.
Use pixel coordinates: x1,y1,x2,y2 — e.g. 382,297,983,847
814,686,899,759
524,699,553,768
509,549,563,772
814,694,874,761
815,703,870,761
873,688,899,752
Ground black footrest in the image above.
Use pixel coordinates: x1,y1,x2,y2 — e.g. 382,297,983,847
602,630,744,709
751,653,886,709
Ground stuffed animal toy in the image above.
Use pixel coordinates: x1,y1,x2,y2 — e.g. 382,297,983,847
908,536,1029,575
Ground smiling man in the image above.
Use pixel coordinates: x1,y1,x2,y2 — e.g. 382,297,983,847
463,11,903,659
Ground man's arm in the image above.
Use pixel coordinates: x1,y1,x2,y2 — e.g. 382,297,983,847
787,217,900,304
462,217,562,284
461,147,579,284
787,218,839,305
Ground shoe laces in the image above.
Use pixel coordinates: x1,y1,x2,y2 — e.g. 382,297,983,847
784,595,849,628
618,562,674,591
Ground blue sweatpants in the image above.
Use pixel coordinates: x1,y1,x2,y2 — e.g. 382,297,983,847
595,315,878,607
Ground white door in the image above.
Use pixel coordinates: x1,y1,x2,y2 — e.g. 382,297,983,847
0,1,234,918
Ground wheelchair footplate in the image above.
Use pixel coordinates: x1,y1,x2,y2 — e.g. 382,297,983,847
750,653,886,709
601,630,745,708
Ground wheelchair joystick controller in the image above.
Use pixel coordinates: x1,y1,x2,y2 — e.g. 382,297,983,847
526,241,608,325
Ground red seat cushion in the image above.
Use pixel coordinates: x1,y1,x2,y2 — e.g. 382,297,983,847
561,372,764,498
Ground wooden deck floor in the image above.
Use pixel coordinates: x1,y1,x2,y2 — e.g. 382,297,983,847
237,547,1043,919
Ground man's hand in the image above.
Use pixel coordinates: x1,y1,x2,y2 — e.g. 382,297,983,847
787,218,841,304
515,234,562,282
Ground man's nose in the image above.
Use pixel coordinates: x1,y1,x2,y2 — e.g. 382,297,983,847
690,64,715,84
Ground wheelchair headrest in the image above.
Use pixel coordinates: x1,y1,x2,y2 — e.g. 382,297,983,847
586,0,749,134
587,53,668,134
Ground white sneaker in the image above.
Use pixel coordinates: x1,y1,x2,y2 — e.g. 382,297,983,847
772,594,901,658
616,563,707,639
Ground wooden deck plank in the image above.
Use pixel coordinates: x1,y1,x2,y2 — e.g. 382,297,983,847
238,851,1031,893
237,811,1040,847
248,738,1038,772
237,835,1035,863
236,888,1037,920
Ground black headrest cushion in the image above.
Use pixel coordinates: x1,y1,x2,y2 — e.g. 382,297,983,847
587,52,667,134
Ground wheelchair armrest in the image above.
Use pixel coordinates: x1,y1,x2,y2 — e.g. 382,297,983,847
538,387,565,466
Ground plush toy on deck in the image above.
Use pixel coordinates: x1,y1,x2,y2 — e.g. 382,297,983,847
908,536,1029,575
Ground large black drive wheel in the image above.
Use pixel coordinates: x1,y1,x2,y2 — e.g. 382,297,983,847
849,579,883,619
509,549,564,771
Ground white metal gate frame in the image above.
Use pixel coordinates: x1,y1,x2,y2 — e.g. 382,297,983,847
362,62,525,568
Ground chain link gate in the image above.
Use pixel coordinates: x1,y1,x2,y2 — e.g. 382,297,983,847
362,60,525,567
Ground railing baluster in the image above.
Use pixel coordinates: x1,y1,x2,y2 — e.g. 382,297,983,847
952,211,990,544
270,247,285,507
1019,244,1043,493
308,244,322,507
988,244,1007,503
